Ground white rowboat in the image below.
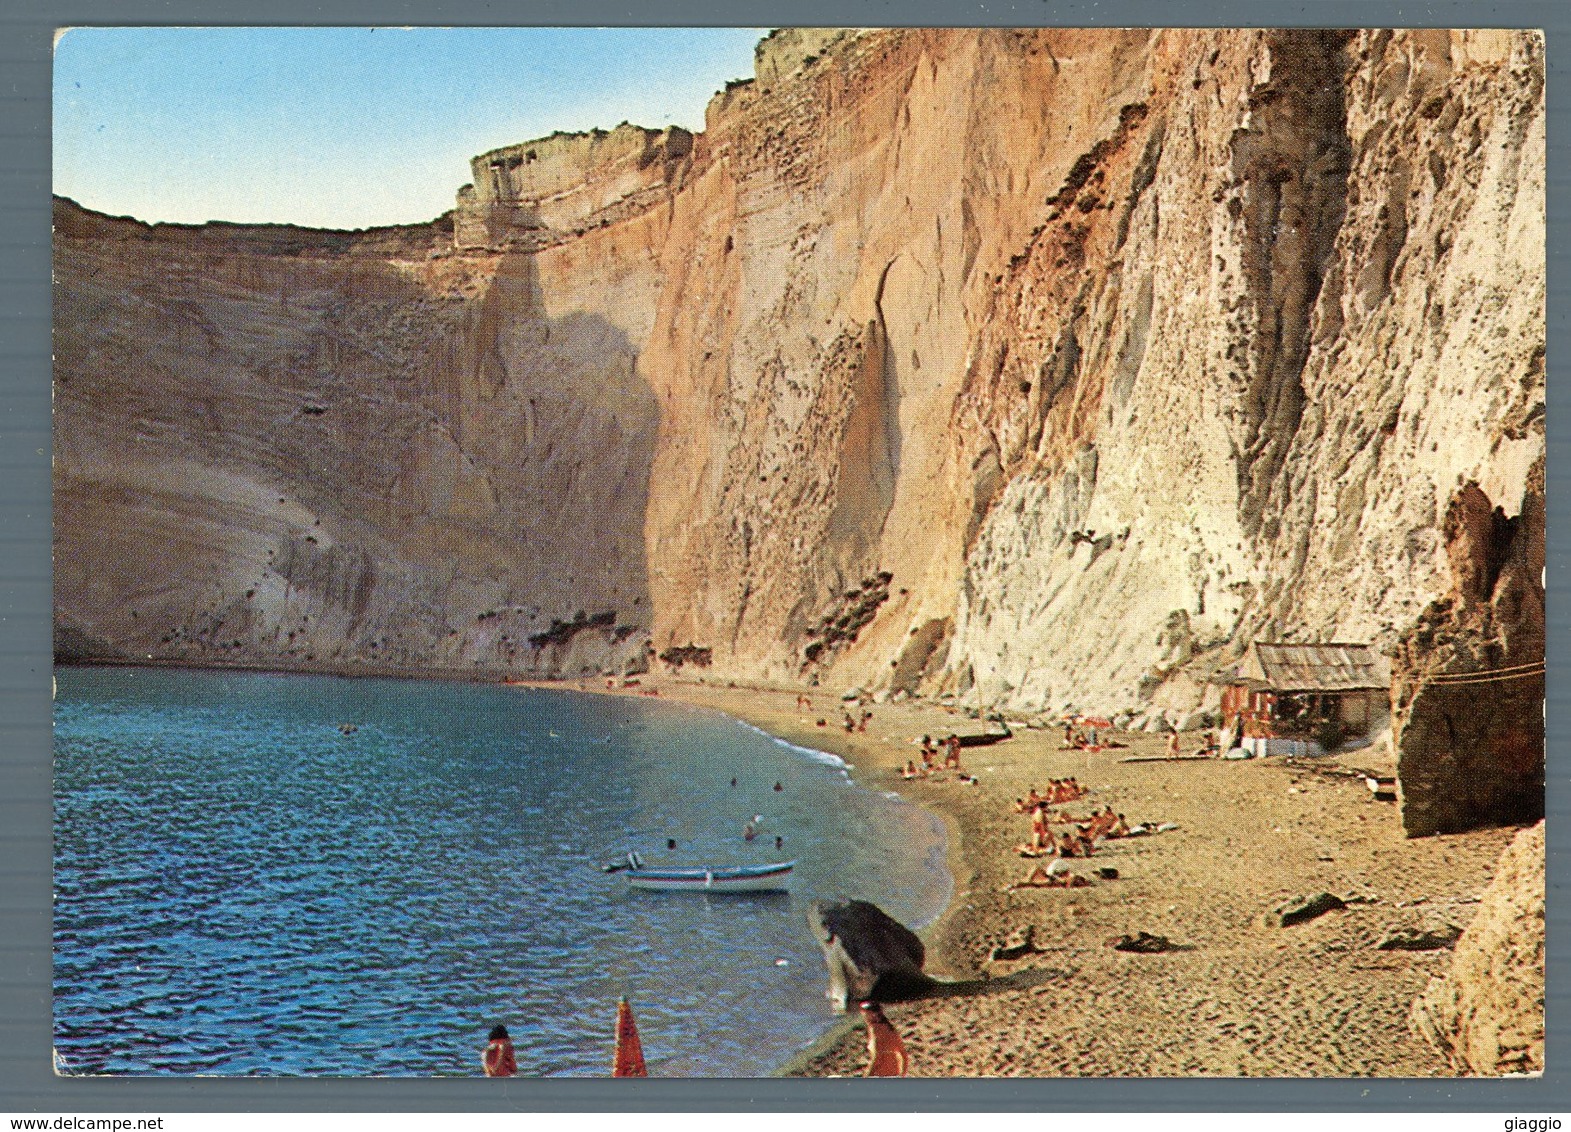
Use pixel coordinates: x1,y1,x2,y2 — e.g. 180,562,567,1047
619,855,795,893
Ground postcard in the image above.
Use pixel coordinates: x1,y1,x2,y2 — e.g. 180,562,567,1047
51,26,1544,1079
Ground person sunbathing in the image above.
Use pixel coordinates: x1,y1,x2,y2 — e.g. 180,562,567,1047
1075,825,1097,856
902,760,920,780
1108,813,1132,838
1012,859,1088,888
1057,831,1079,859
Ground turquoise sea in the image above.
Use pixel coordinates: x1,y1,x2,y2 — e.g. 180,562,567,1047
52,666,950,1077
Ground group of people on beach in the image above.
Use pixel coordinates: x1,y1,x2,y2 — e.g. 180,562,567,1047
1012,788,1143,888
1012,779,1087,811
1062,724,1100,750
1060,723,1131,751
899,734,966,781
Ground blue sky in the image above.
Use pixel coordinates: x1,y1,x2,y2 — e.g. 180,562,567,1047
53,27,766,230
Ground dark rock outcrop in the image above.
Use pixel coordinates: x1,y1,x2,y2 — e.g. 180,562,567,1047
1391,462,1545,837
807,899,930,1011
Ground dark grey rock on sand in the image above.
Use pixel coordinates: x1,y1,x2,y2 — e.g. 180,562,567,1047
807,899,930,1010
1272,891,1347,927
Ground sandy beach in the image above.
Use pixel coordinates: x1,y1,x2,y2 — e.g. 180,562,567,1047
562,674,1519,1078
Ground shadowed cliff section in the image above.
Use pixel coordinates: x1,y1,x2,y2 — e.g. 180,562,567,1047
53,197,658,678
1225,29,1354,542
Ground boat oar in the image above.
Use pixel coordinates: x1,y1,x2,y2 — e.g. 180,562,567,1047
612,997,648,1077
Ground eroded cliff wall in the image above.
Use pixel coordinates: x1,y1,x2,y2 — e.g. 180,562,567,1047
53,28,1544,705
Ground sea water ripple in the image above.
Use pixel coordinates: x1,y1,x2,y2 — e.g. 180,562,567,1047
52,667,950,1077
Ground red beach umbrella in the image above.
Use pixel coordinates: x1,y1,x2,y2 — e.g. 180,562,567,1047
612,996,648,1077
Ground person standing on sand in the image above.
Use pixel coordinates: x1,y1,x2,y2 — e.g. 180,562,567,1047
482,1024,517,1077
1030,802,1052,850
860,1001,907,1076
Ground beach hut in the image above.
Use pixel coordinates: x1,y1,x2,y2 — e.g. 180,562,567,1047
1220,642,1390,753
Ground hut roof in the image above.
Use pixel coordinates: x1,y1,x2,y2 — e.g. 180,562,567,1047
1236,642,1389,692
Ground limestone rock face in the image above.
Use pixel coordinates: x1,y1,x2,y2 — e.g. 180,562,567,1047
456,124,694,250
939,29,1544,715
53,29,1544,709
1410,821,1544,1075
